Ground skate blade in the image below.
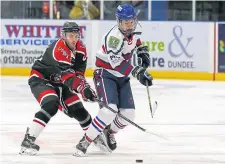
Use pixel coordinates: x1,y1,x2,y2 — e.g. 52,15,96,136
19,147,38,156
100,134,113,153
94,141,111,153
73,149,86,157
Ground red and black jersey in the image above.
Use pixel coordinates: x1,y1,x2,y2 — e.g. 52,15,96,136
30,38,87,89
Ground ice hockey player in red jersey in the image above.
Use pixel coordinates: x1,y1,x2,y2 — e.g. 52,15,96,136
19,21,100,155
73,4,153,156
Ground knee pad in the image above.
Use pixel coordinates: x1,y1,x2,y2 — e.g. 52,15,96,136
96,104,118,126
71,107,91,122
41,100,59,117
67,102,88,120
34,100,59,124
118,109,135,125
68,103,92,128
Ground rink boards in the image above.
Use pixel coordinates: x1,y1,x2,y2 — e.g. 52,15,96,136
0,68,217,80
1,20,225,81
2,68,225,81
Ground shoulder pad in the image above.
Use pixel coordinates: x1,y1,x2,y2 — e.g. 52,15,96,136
75,40,87,60
53,39,71,65
106,28,124,52
76,40,86,51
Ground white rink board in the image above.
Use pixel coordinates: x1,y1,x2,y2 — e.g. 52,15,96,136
1,77,225,164
1,20,214,73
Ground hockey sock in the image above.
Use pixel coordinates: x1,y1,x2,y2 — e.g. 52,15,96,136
79,114,92,131
110,109,135,133
29,110,49,138
85,104,117,141
110,115,127,133
29,101,58,138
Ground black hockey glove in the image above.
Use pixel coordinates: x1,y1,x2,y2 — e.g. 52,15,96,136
132,66,153,86
80,85,97,102
50,73,62,83
133,46,150,68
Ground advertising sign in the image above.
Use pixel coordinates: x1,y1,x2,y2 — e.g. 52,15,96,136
218,23,225,73
1,20,213,73
99,21,213,72
0,19,92,68
140,22,212,71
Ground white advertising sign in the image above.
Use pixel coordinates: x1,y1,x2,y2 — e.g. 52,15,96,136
1,20,213,73
99,21,213,72
0,19,92,68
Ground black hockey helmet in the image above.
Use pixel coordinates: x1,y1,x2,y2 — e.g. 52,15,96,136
62,21,80,33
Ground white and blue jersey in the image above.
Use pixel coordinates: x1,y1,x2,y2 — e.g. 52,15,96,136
85,4,142,141
95,25,142,77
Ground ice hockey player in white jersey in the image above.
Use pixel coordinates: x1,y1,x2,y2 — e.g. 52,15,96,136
73,4,153,156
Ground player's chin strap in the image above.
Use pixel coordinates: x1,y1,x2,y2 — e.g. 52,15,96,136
94,98,167,140
146,81,158,118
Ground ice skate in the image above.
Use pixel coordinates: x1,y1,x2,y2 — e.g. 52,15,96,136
73,135,91,157
19,128,40,155
102,125,117,152
93,132,111,153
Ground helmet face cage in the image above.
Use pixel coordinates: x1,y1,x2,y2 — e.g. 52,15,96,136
116,4,137,36
116,16,137,36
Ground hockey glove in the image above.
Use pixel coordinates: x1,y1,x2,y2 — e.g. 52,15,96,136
50,73,62,83
73,76,97,102
79,85,97,102
133,46,150,68
132,66,153,86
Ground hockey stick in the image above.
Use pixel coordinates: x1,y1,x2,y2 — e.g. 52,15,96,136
95,99,167,140
146,81,158,118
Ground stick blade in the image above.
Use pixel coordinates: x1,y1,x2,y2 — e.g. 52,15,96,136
152,101,158,116
145,129,168,140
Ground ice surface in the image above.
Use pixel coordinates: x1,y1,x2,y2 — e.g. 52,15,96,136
1,76,225,164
